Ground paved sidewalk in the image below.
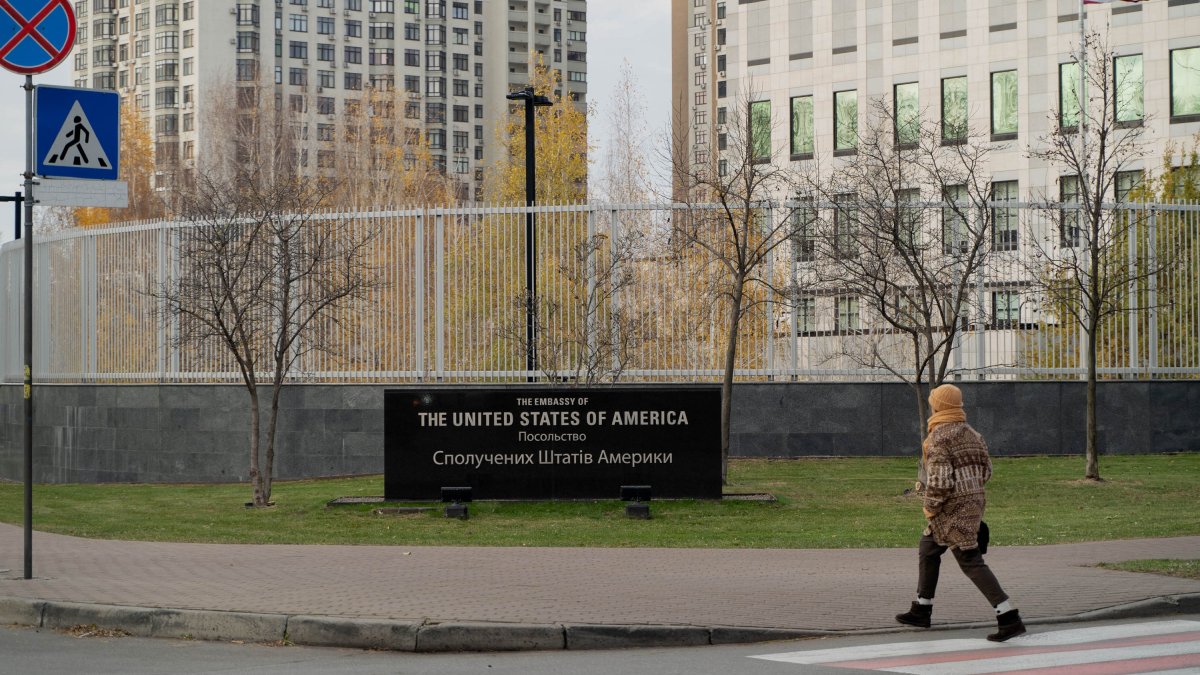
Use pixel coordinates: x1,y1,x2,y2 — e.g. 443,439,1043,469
2,524,1198,651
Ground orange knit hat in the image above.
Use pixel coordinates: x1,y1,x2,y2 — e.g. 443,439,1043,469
928,384,963,412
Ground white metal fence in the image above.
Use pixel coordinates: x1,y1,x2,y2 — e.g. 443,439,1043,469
2,201,1198,383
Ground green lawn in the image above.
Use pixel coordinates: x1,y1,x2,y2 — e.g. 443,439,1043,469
1097,559,1200,580
0,455,1197,548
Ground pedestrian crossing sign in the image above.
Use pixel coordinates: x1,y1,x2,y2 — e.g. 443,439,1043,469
35,85,119,180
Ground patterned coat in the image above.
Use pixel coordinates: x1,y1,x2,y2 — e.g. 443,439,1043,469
923,421,992,550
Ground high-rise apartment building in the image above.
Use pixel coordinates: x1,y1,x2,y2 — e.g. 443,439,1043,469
70,0,587,203
674,0,1200,201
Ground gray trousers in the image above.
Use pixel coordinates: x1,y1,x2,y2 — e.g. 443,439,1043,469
916,533,1010,607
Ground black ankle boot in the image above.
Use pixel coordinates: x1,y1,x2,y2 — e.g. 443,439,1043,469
895,602,932,628
987,609,1026,642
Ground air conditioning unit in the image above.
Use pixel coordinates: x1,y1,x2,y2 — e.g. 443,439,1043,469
344,10,350,16
302,59,309,65
229,38,236,45
229,7,237,15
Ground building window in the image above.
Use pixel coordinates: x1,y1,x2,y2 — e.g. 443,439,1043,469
836,296,860,332
990,70,1018,139
942,76,967,143
894,82,919,146
992,291,1020,329
991,180,1018,251
236,59,258,81
1115,170,1143,202
793,199,816,261
345,72,363,90
790,95,813,158
750,100,771,162
834,90,857,153
236,4,259,27
370,21,394,39
834,194,858,258
897,188,921,250
1171,47,1200,121
290,14,308,32
289,41,308,59
1115,54,1144,125
155,59,179,81
797,297,816,333
1059,62,1079,131
1060,175,1081,248
237,31,259,53
345,46,362,64
155,31,179,53
942,184,968,254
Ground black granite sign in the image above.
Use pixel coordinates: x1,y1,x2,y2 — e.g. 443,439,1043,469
384,387,722,500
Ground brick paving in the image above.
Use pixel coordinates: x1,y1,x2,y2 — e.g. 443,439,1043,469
2,524,1198,631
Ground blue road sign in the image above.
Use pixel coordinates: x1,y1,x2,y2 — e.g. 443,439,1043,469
0,0,75,74
35,85,119,180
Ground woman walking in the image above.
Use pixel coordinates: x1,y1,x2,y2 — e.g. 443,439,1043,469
895,384,1026,642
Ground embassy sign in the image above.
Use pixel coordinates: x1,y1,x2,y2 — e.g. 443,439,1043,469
384,387,722,500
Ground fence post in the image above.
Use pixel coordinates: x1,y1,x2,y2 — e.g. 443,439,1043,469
1127,203,1139,376
414,209,425,380
434,209,445,381
609,207,620,377
1147,205,1158,377
764,205,775,381
790,209,799,381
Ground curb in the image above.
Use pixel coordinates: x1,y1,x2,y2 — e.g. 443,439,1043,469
2,593,1199,652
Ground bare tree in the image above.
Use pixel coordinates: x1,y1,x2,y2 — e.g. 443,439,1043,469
802,95,999,483
670,88,803,483
598,60,653,205
153,85,381,507
1025,31,1161,481
498,215,652,384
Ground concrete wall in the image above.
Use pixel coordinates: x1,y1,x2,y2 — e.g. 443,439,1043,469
2,381,1198,483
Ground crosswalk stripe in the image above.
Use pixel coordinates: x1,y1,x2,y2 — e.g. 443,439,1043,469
987,652,1200,675
748,619,1200,667
876,642,1200,675
827,630,1200,671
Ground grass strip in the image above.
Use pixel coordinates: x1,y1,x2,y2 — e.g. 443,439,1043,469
1097,560,1200,580
0,455,1197,548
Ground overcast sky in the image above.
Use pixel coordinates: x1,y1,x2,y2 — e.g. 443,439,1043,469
0,0,670,244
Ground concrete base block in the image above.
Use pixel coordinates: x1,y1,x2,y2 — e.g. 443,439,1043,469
0,596,43,627
40,602,287,642
416,621,565,652
287,615,420,651
564,623,711,650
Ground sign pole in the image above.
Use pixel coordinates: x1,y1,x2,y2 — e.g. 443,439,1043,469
22,73,34,580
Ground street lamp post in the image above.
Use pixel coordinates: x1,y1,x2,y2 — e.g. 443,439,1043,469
505,87,553,379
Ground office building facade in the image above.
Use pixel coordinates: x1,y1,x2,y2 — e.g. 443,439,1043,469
70,0,588,202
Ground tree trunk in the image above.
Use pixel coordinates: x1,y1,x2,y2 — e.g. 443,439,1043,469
263,378,283,506
719,281,745,486
248,385,266,506
1085,224,1102,482
1085,316,1101,480
914,379,929,489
